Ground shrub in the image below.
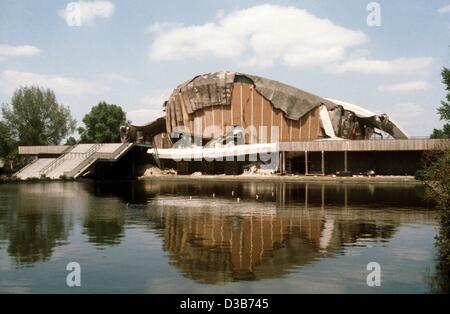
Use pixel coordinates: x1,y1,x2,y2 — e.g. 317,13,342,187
414,169,428,181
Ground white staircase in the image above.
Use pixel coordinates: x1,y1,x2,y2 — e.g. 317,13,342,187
15,158,57,179
15,143,134,180
42,144,103,179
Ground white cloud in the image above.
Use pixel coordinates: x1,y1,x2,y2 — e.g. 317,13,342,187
438,4,450,13
378,80,432,92
0,44,41,59
148,4,368,68
126,91,170,126
148,4,434,76
126,108,164,126
388,103,425,130
102,73,137,84
145,22,181,34
140,92,170,107
59,1,114,27
329,57,433,75
0,70,106,96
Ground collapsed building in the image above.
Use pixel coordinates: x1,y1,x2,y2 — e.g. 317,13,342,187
121,71,407,145
120,71,441,176
14,71,448,180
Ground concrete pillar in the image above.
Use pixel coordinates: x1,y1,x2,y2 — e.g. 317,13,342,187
278,152,282,174
305,151,309,175
131,148,135,178
321,150,325,175
344,151,348,172
279,151,286,174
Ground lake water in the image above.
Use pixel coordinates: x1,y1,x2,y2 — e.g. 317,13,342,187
0,180,443,293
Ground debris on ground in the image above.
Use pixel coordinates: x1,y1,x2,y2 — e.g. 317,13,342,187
241,163,276,176
141,167,176,177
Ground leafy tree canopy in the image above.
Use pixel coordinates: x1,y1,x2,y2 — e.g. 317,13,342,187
431,67,450,139
65,136,78,145
1,86,76,146
78,102,127,143
0,120,12,159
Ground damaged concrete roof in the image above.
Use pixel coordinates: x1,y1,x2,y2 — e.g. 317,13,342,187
170,70,337,120
160,71,408,139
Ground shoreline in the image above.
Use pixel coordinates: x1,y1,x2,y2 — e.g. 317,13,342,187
1,174,421,185
139,174,421,184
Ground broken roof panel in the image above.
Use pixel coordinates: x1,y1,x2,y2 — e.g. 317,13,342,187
162,71,408,139
168,71,337,120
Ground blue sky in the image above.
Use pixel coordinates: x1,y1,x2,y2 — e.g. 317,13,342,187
0,0,449,136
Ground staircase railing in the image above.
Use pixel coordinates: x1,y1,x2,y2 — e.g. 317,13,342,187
66,143,133,178
37,145,76,176
39,144,103,176
14,156,38,177
84,144,103,157
39,153,68,176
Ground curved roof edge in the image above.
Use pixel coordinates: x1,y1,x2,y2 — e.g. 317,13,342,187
326,98,409,139
165,71,409,139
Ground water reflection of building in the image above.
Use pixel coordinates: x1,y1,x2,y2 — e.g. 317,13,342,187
84,180,436,283
131,180,434,284
0,180,433,280
88,179,432,210
143,199,394,283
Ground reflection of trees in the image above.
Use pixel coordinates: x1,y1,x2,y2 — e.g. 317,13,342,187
7,211,69,264
0,184,72,265
82,204,125,246
80,181,129,246
427,261,450,293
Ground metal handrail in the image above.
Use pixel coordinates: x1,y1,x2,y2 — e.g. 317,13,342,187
14,156,38,176
85,144,103,156
39,144,103,176
67,143,133,178
39,153,68,176
38,145,80,175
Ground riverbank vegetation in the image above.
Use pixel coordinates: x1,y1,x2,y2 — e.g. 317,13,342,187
0,86,76,174
0,86,127,175
77,102,127,143
425,67,450,293
430,67,450,260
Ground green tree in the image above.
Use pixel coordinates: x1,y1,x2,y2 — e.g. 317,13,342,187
78,102,126,143
424,67,450,293
1,86,76,145
1,122,21,173
0,121,12,159
431,67,450,139
424,148,450,293
65,136,78,145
